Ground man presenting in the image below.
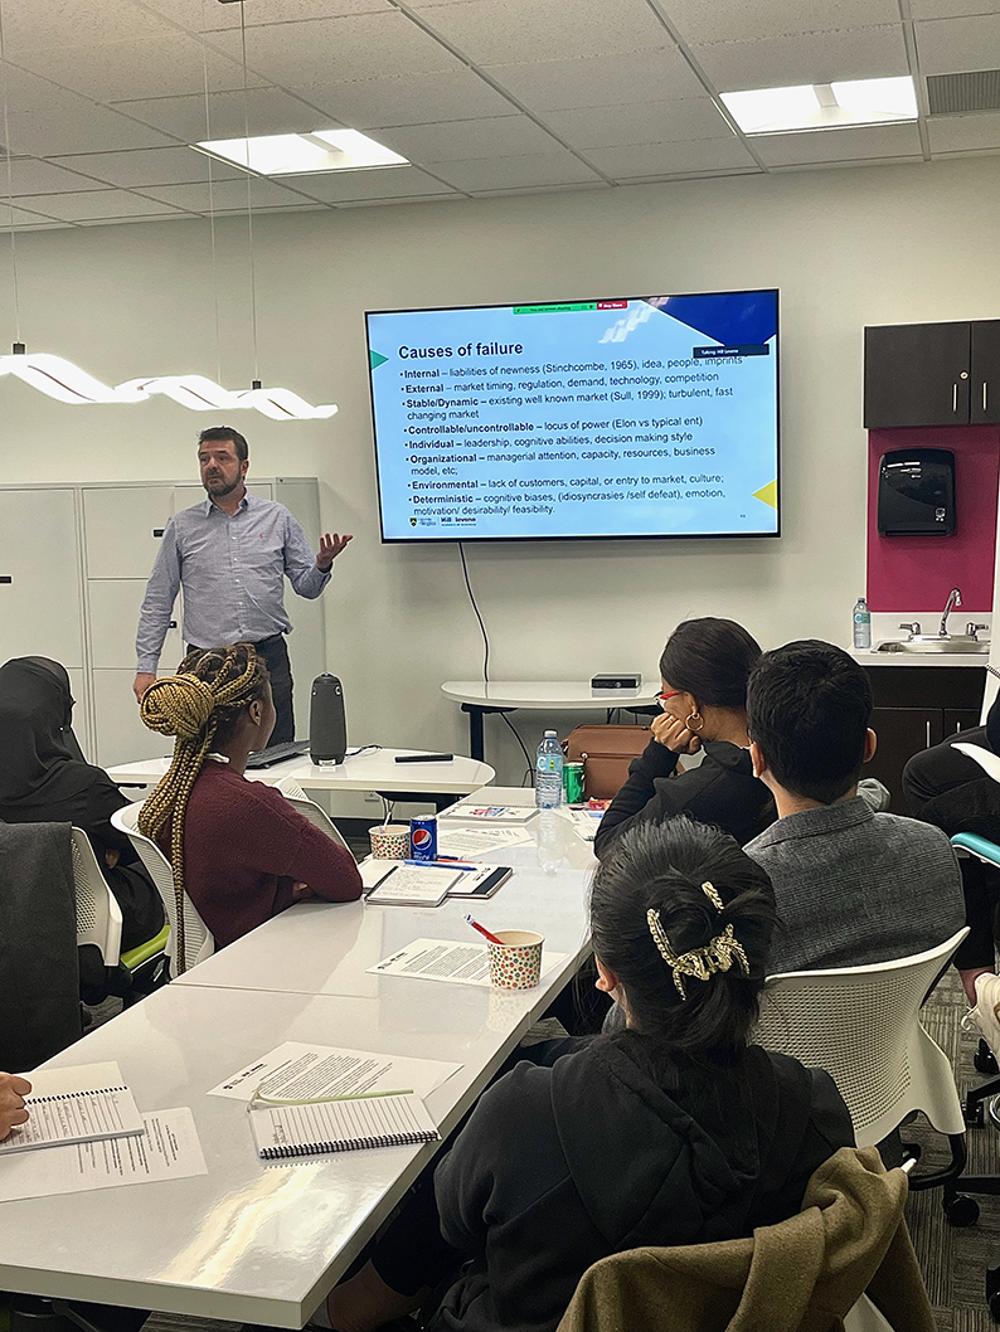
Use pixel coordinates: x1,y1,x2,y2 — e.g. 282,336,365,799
134,426,351,744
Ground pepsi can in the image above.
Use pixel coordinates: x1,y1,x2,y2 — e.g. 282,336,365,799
410,815,438,861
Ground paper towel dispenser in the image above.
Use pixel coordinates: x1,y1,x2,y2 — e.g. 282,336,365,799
877,448,955,536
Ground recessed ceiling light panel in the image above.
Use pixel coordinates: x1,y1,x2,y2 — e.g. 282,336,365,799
721,76,917,135
193,128,408,175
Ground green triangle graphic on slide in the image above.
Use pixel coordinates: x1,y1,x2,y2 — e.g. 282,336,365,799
369,350,389,370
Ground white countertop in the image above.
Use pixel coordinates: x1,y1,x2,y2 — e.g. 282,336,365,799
849,647,989,668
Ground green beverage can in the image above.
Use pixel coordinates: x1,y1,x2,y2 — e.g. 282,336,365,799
563,761,585,805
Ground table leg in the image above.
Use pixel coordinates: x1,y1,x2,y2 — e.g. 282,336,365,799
463,704,486,762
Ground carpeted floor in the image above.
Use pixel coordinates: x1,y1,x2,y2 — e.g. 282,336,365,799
91,967,1000,1332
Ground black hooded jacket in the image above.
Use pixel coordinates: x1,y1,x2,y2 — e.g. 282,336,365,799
429,1036,853,1332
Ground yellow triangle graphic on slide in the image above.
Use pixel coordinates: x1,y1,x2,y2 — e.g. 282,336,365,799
753,479,778,509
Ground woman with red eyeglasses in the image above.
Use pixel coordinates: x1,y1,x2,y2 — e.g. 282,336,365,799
594,617,776,857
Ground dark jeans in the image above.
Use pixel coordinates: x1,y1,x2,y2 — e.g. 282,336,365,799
904,725,1000,971
187,634,295,745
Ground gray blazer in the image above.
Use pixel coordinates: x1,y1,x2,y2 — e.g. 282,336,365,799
746,797,965,975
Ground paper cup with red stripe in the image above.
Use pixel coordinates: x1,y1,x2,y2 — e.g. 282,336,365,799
487,930,544,990
369,824,411,860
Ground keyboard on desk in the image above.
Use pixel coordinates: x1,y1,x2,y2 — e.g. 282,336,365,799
245,740,310,769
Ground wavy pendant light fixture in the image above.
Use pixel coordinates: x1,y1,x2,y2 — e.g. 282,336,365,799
0,0,338,422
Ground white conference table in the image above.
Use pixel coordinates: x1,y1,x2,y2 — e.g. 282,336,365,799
441,679,660,760
108,747,495,807
0,787,594,1326
174,802,594,999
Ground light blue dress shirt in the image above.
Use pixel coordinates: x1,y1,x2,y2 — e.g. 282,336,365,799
135,491,330,672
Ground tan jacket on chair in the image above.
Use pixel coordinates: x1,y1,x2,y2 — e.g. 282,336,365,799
556,1148,934,1332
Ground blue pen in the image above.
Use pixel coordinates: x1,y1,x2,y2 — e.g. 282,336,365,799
403,859,477,872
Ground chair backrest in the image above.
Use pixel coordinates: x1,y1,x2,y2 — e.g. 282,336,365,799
755,929,968,1146
110,803,214,972
274,776,352,853
69,827,122,967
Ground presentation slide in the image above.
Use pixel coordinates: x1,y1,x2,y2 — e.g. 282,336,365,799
365,289,779,542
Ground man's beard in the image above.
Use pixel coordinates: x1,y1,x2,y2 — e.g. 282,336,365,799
205,476,240,498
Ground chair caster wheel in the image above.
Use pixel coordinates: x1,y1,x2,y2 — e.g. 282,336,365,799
976,1039,999,1075
946,1194,980,1227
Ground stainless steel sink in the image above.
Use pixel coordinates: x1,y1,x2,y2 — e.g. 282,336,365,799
875,637,989,654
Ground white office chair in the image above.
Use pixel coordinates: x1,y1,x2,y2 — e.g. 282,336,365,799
111,802,215,974
755,928,976,1223
70,826,122,969
274,775,352,853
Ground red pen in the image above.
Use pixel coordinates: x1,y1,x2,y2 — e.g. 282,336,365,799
466,915,505,947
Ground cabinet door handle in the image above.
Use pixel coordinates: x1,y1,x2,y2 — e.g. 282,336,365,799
926,720,932,747
984,382,989,413
952,383,958,413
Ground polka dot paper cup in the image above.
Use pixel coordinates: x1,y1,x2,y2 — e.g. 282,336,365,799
487,930,544,990
369,824,411,860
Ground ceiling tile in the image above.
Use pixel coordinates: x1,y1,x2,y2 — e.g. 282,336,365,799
108,88,338,142
0,202,69,226
928,109,1000,152
0,0,176,52
8,34,264,102
205,13,457,85
542,98,731,148
694,25,909,90
915,15,1000,73
0,65,88,111
910,0,1000,15
754,122,924,165
431,150,603,190
0,159,108,195
137,178,319,211
417,0,671,64
336,193,468,207
142,0,391,30
288,165,458,201
48,148,243,187
664,0,900,45
377,115,560,162
11,190,185,221
585,137,755,176
310,69,517,127
2,105,177,157
485,48,707,111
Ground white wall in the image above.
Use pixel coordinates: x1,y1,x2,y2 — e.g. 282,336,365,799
2,157,999,782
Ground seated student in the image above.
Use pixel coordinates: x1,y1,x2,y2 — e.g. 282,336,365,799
595,617,775,857
325,819,854,1332
745,640,967,985
0,655,164,950
0,1073,31,1140
138,644,361,967
903,694,1000,1003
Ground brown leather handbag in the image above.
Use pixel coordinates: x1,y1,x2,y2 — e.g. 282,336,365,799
565,724,651,800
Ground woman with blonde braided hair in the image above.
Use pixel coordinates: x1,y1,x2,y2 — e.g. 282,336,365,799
325,818,854,1332
139,644,361,971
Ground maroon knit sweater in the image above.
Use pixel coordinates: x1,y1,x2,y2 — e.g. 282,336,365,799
159,762,362,948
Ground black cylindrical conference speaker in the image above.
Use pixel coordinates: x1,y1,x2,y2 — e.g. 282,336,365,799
309,673,347,764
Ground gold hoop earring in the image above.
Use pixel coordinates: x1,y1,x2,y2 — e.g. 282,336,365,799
685,711,704,734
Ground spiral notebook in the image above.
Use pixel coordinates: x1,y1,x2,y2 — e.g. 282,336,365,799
0,1061,143,1155
249,1094,439,1162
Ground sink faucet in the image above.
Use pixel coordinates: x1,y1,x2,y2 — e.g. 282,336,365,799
939,587,962,638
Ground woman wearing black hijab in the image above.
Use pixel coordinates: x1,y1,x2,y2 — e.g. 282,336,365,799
0,657,164,949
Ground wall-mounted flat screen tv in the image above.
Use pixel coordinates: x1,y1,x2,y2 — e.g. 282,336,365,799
365,287,779,543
